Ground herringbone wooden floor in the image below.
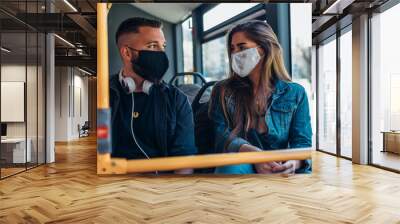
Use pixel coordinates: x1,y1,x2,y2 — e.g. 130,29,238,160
1,136,400,224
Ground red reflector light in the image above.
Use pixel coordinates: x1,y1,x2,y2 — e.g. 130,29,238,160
97,126,108,139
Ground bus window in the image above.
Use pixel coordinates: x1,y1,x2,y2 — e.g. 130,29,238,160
203,3,259,31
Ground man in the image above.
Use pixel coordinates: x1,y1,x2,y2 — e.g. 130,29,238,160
110,17,196,174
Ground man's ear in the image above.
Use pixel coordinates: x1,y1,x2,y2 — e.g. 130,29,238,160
120,47,131,63
119,47,127,59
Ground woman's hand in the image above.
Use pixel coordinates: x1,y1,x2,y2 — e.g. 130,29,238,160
255,162,285,174
174,168,193,174
239,145,302,175
272,160,302,176
240,145,285,174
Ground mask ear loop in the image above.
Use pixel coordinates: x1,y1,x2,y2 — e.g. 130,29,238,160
131,93,158,175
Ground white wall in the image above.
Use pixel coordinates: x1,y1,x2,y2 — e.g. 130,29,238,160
71,72,89,138
54,66,68,141
1,64,36,138
1,63,46,164
1,65,26,141
1,65,26,129
54,67,89,141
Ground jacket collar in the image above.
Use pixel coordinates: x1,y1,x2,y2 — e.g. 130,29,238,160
110,73,121,91
273,79,290,95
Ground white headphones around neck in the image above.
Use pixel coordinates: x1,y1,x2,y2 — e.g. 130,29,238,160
119,69,153,95
118,69,158,174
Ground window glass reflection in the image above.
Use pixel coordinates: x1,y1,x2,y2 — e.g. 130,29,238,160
203,3,259,31
371,4,400,171
318,38,337,154
202,36,229,81
340,29,352,158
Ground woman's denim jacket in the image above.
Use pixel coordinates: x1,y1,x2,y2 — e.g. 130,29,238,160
209,79,312,173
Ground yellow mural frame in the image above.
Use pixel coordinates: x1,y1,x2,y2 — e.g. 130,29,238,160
96,3,311,175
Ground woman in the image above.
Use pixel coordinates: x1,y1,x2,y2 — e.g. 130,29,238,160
209,20,312,175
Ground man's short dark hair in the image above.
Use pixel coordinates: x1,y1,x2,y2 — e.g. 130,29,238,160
115,17,162,44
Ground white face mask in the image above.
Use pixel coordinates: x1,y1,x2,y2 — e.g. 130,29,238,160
231,47,261,77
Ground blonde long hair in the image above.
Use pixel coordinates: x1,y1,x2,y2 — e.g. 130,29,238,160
211,20,291,149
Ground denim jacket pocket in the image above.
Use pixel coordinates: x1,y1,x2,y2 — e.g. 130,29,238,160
270,101,296,131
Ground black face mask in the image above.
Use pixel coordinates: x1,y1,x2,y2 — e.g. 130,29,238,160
130,50,169,83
